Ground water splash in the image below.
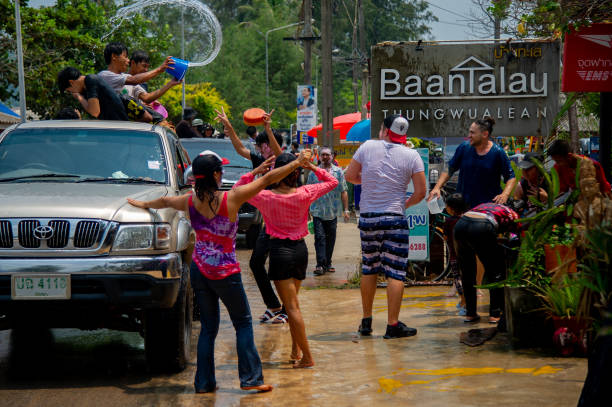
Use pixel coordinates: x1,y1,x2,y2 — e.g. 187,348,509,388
102,0,222,67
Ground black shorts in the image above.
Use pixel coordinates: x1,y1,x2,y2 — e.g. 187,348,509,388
268,238,308,281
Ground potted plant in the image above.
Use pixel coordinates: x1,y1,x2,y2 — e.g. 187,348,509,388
544,223,577,275
494,160,577,346
535,274,587,356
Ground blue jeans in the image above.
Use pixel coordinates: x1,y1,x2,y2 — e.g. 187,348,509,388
190,264,264,391
313,217,337,269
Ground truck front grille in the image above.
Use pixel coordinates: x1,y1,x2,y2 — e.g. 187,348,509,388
0,218,108,251
0,220,13,248
74,221,101,248
48,220,70,248
18,220,41,248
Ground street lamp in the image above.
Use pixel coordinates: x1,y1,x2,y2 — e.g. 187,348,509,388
265,21,304,112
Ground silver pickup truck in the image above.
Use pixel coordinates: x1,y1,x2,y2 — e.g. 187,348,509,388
0,120,195,372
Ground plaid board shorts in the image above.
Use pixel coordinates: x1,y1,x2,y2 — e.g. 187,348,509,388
358,212,410,281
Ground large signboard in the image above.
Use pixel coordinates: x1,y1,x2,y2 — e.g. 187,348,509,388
296,84,318,132
406,148,429,261
371,41,560,140
562,23,612,92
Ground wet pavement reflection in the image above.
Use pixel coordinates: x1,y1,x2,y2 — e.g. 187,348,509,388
0,223,587,406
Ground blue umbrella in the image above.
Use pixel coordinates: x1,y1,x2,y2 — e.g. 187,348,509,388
345,119,371,142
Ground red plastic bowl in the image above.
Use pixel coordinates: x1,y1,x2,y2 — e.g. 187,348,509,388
243,108,266,126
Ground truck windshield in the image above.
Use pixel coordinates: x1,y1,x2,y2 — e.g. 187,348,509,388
0,128,168,183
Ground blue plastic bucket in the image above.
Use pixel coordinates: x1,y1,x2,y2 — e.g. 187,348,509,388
166,57,189,81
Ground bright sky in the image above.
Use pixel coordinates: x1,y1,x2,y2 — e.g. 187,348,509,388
28,0,484,41
426,0,484,41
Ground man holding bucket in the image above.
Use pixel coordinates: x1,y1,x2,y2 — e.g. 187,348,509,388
98,42,180,122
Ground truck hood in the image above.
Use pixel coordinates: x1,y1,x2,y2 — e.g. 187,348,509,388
0,183,170,222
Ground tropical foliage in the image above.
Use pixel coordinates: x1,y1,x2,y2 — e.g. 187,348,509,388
1,0,436,130
158,82,230,126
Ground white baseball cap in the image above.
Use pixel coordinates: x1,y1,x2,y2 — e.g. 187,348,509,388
387,116,409,144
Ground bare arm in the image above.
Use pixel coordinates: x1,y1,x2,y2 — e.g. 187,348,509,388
344,159,362,184
215,106,251,159
493,177,517,204
73,93,100,118
514,181,524,201
139,79,181,104
227,150,312,214
125,56,174,85
263,110,282,156
406,171,427,209
341,190,350,222
127,194,189,212
428,171,451,201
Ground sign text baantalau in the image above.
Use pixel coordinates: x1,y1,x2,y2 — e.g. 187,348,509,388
370,41,560,139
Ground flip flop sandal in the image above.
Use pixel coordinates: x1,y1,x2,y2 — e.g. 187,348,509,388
327,266,336,272
259,309,275,323
241,384,273,392
292,360,314,369
268,312,288,324
314,267,325,276
464,316,481,323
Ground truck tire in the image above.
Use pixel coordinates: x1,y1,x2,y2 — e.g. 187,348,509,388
246,223,261,249
144,264,193,372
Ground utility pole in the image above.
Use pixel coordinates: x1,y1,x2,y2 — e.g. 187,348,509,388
568,102,580,154
351,1,359,113
303,0,313,85
15,0,26,122
321,0,333,149
181,7,186,115
358,0,368,121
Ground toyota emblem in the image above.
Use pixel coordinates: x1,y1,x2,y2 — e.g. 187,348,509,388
33,225,54,240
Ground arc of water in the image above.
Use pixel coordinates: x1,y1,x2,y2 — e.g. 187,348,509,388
102,0,222,67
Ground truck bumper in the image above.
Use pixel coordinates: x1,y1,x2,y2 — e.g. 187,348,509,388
0,253,183,329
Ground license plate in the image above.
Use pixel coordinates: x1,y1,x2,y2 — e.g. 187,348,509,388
11,274,71,300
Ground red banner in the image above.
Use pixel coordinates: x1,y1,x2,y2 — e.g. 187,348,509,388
562,23,612,92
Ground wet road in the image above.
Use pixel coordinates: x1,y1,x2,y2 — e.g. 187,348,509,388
0,223,587,406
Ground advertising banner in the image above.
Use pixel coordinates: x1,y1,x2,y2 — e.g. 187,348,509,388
371,41,560,140
297,131,315,145
406,148,429,261
562,23,612,92
296,84,318,132
334,143,360,167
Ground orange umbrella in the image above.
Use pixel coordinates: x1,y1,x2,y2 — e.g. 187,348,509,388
306,112,366,139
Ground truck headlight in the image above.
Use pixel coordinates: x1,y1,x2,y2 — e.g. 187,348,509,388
112,224,171,251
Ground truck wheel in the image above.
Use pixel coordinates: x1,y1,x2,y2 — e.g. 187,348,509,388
144,264,193,372
246,223,260,249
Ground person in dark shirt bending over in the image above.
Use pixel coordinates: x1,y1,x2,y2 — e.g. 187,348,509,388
58,67,128,121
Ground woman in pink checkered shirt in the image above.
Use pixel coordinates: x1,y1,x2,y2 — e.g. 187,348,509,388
236,153,338,368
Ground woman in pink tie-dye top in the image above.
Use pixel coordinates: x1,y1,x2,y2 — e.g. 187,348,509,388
127,149,311,394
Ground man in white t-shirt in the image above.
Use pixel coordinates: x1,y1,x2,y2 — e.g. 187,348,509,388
345,115,426,339
97,42,180,121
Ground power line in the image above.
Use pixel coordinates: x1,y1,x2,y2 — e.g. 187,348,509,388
436,20,469,28
423,0,473,21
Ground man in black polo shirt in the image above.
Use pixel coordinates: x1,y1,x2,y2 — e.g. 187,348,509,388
58,67,128,121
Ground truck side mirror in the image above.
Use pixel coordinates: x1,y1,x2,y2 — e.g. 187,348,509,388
183,166,195,186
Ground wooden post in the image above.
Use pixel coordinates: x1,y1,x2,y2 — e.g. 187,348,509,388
321,0,333,149
303,0,313,85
